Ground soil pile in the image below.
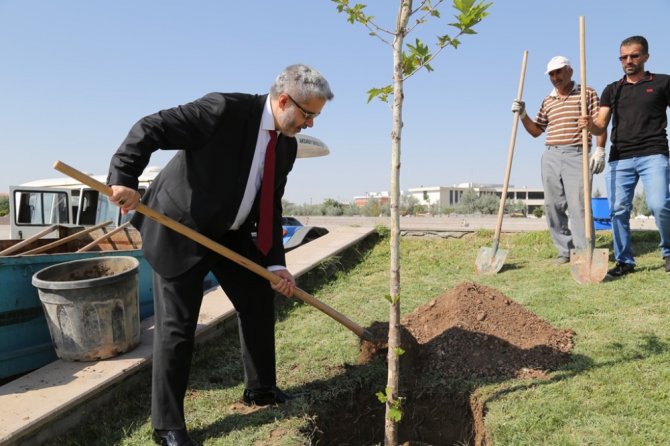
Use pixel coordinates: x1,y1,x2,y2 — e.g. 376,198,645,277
312,282,575,445
399,281,575,380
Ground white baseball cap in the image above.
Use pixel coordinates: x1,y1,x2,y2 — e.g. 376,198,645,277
545,56,571,74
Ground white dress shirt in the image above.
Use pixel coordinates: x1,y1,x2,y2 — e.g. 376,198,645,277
229,97,285,271
231,97,275,229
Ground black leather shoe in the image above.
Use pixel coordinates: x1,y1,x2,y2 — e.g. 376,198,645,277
242,386,298,406
152,429,197,446
607,262,635,277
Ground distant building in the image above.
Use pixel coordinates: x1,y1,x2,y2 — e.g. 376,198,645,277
355,184,545,213
407,184,545,213
353,191,389,208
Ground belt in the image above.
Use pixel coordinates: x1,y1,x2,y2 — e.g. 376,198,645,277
546,145,584,151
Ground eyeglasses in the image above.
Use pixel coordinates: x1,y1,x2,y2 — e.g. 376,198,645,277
286,94,320,120
619,53,642,61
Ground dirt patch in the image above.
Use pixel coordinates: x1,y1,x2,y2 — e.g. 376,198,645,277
310,282,575,445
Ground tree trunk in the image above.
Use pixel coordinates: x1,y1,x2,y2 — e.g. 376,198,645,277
385,1,411,445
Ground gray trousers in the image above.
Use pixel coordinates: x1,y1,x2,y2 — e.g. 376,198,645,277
541,146,593,258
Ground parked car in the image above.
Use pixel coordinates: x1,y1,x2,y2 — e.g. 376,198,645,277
251,217,328,251
281,217,329,251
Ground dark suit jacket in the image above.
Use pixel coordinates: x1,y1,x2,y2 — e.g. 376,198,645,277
107,93,297,278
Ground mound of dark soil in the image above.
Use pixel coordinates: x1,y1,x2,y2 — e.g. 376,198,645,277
311,282,575,445
400,282,574,380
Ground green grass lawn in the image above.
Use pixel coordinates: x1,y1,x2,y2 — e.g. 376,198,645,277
44,228,670,445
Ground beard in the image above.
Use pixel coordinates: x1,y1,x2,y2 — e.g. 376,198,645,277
624,64,643,75
277,108,302,137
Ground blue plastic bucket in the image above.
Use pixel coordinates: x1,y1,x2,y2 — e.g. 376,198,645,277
592,197,611,230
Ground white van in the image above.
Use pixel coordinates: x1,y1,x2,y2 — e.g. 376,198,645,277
8,167,161,239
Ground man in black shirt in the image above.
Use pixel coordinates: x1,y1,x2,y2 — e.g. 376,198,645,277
580,35,670,277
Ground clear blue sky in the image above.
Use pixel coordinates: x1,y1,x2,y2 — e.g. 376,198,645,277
1,0,669,204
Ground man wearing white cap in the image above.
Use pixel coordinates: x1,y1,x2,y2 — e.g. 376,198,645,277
511,56,608,264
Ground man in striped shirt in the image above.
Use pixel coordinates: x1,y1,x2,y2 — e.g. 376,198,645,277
512,56,607,264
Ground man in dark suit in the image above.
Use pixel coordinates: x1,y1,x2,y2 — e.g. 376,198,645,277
106,64,333,446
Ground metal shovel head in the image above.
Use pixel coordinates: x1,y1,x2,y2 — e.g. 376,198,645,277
570,248,609,284
476,246,508,274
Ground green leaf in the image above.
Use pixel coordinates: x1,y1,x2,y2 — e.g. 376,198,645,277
367,85,392,103
377,387,405,421
394,347,406,357
400,52,417,76
388,406,403,422
437,34,452,48
407,38,430,57
331,0,374,25
401,38,435,75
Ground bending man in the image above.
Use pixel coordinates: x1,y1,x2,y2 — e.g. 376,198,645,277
107,64,334,446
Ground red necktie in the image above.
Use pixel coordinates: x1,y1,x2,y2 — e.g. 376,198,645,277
257,130,277,255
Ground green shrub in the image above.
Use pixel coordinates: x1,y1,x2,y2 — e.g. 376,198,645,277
0,195,8,217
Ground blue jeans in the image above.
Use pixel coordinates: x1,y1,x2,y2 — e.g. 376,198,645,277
606,154,670,265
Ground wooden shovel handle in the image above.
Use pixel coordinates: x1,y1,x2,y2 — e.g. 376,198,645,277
580,16,594,242
493,50,528,243
20,220,114,256
77,221,132,252
53,161,372,340
0,224,58,256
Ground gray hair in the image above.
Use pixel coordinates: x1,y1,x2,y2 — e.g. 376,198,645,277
270,64,334,102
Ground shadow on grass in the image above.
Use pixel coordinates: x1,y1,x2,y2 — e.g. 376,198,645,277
201,229,664,444
43,309,670,445
492,229,663,270
598,229,662,259
41,229,668,445
186,322,606,445
477,332,670,422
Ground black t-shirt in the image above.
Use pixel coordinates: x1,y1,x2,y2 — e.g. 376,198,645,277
600,72,670,161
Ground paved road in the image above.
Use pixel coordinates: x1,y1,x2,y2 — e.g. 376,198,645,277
299,215,546,232
0,214,658,241
296,215,658,233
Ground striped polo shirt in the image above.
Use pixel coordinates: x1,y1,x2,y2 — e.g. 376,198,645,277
535,82,600,147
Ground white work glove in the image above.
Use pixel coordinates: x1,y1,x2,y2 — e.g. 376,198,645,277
590,147,606,174
511,100,527,119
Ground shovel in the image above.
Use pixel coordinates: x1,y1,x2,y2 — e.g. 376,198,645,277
53,160,378,341
476,50,528,274
0,224,58,256
77,221,132,252
20,220,114,255
570,16,609,284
